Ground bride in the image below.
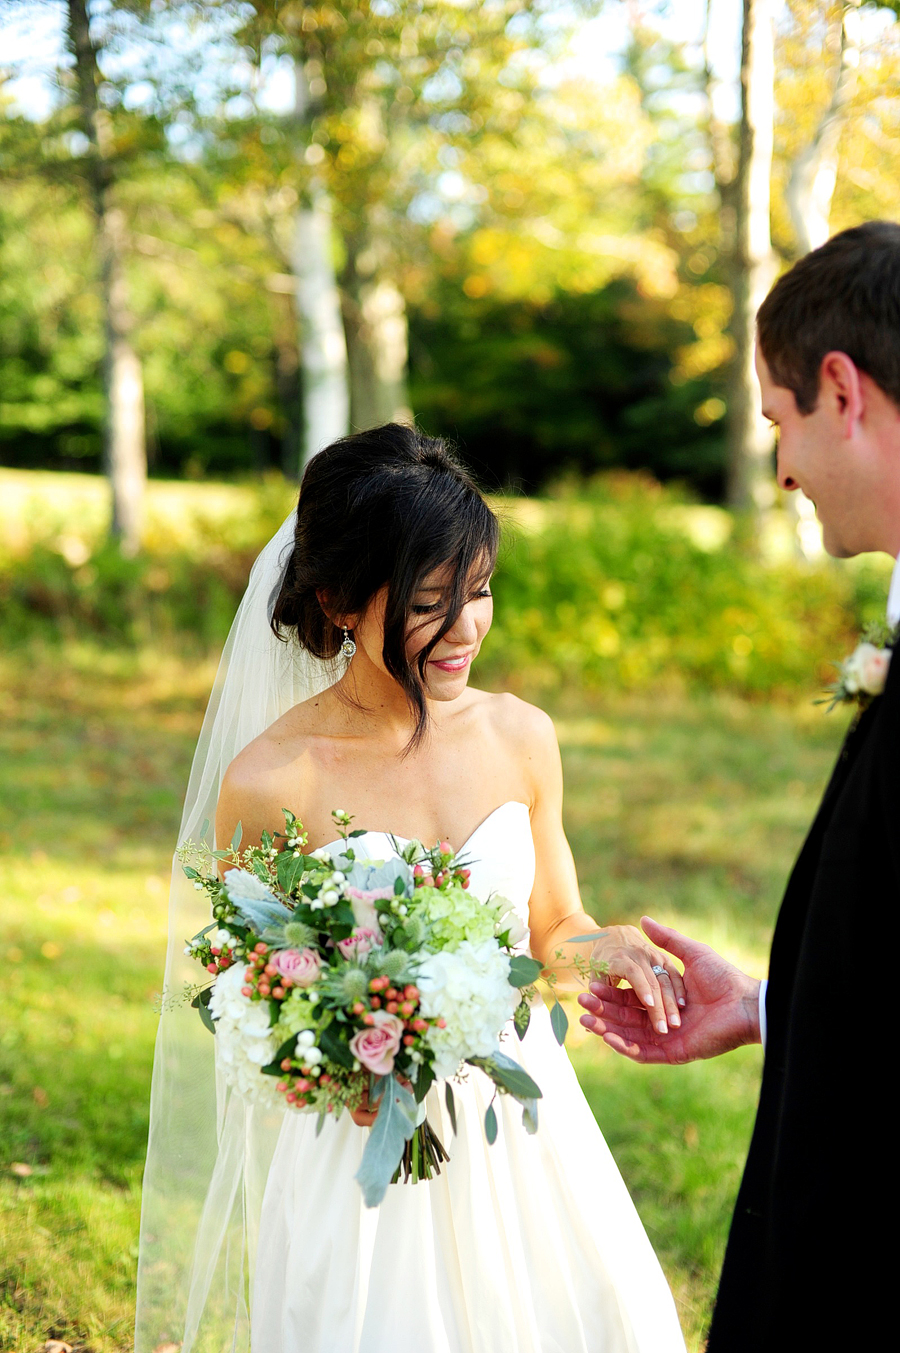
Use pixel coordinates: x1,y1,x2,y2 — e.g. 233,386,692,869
136,423,687,1353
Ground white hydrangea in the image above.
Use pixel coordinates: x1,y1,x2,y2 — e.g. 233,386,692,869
208,964,281,1106
417,939,521,1079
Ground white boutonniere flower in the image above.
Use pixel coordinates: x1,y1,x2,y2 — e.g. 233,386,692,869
824,622,897,712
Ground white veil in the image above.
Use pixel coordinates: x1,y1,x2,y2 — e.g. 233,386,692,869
135,513,346,1353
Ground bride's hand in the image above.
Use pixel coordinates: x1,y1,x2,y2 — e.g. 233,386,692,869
350,1074,414,1127
590,925,686,1034
351,1087,378,1128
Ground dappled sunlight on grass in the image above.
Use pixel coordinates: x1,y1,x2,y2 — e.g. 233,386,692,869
0,644,847,1350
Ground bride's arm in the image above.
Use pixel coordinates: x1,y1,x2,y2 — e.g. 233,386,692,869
519,704,685,1034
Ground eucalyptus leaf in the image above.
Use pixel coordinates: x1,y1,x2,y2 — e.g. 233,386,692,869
550,999,569,1046
471,1051,543,1101
484,1103,498,1145
565,930,608,944
200,818,210,840
355,1074,418,1208
413,1062,435,1104
190,921,219,943
507,954,543,987
315,1110,327,1138
191,989,216,1035
230,822,243,851
445,1082,458,1137
513,999,531,1041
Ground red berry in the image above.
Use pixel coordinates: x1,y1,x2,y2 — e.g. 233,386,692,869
386,987,399,1001
363,1013,375,1026
264,963,277,976
281,1058,292,1071
370,996,381,1009
403,1034,415,1046
272,986,285,999
210,947,221,956
206,962,217,973
254,942,268,955
386,1001,399,1014
404,985,419,1000
399,1001,415,1018
241,985,252,997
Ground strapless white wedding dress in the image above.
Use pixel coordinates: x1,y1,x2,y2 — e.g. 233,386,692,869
251,802,686,1353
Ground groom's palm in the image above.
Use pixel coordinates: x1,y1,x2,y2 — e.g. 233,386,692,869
578,917,760,1064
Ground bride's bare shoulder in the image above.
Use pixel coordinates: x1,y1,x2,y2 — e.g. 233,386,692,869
466,688,558,756
216,694,334,845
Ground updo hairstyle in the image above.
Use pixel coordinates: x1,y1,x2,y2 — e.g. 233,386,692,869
271,423,499,742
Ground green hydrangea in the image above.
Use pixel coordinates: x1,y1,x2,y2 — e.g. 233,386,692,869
273,988,320,1041
413,883,503,951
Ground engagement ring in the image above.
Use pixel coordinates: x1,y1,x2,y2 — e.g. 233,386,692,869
651,965,669,977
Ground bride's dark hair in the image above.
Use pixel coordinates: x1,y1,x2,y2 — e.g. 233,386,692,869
271,423,499,743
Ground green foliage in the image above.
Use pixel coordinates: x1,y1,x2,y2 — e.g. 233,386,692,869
2,471,889,706
476,476,888,698
410,278,727,495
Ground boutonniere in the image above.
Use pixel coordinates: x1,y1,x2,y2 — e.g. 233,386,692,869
823,621,898,711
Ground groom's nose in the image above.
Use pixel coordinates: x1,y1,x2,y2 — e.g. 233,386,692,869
775,445,798,492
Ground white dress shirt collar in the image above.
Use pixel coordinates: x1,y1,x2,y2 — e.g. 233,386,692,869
888,553,900,628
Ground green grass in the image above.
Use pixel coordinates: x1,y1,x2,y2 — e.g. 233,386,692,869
0,640,849,1352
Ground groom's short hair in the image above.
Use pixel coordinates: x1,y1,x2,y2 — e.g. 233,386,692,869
757,220,900,414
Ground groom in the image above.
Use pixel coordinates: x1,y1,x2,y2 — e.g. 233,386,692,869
579,220,900,1350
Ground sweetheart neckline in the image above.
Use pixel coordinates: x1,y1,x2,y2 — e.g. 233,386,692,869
314,799,530,858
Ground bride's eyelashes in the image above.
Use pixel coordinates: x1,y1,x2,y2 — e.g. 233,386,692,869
411,588,492,617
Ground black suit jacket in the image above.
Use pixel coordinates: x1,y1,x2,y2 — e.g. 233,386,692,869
707,651,900,1351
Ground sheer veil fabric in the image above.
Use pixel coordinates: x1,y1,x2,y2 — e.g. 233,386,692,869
135,514,345,1353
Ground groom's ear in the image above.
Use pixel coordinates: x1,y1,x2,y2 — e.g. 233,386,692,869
818,351,864,434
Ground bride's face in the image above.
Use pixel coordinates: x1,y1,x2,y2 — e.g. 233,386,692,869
353,563,494,701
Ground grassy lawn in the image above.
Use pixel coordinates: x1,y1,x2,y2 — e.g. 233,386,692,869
0,640,849,1352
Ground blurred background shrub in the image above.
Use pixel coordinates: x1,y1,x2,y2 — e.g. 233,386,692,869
2,468,887,695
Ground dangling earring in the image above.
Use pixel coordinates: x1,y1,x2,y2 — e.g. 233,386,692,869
340,626,357,659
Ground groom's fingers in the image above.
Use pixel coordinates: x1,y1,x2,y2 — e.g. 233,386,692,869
641,916,707,967
601,1030,669,1064
578,994,653,1030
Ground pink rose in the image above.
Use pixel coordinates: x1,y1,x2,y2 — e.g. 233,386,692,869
272,947,321,987
349,1010,404,1076
337,928,380,960
347,887,390,936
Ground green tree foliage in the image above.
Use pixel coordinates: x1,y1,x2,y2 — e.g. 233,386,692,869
410,278,727,494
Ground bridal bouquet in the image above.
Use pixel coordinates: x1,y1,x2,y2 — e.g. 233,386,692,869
179,809,544,1206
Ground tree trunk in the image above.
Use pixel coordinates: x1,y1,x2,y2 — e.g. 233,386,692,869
341,242,412,431
785,0,861,256
726,0,777,515
66,0,145,556
292,190,350,468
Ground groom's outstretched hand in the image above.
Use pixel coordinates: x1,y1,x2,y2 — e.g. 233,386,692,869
578,917,762,1064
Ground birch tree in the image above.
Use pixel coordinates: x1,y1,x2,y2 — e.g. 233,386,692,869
66,0,146,555
785,0,862,254
725,0,778,513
